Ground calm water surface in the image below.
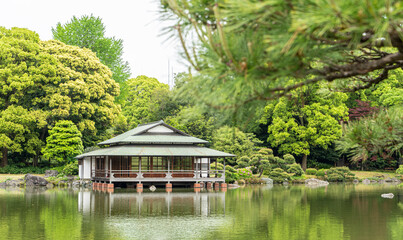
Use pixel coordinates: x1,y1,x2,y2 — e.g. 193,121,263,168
0,184,402,240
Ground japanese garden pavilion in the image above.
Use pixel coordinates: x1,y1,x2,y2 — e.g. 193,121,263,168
76,120,234,188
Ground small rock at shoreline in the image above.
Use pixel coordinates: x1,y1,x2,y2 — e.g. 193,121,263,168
25,174,48,186
44,170,59,178
305,178,329,186
261,178,273,185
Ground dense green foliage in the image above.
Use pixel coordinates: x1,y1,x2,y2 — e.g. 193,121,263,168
211,126,262,165
314,167,355,182
267,168,290,183
316,169,327,177
286,163,304,177
323,167,355,182
165,106,216,142
0,27,119,167
122,75,169,128
52,15,131,103
260,84,348,170
305,168,318,175
396,165,403,175
336,105,403,169
62,161,79,176
42,120,83,165
0,165,46,174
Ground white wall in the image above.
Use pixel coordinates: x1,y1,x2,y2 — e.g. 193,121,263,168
79,157,92,180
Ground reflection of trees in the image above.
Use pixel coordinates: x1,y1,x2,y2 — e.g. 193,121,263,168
0,186,401,240
208,185,402,240
0,188,113,240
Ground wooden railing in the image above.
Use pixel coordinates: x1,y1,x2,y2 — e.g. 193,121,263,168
91,169,225,180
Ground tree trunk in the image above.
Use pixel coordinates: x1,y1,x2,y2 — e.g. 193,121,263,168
33,155,38,167
1,147,8,167
337,155,345,167
258,169,263,178
302,154,307,171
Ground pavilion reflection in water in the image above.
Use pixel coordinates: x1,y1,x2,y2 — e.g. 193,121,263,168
78,190,226,217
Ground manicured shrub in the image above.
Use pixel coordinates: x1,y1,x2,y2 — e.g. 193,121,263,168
225,165,239,183
62,161,79,176
236,156,251,168
226,165,237,173
271,156,286,169
396,165,403,175
286,163,304,176
283,154,296,164
226,172,239,183
325,167,355,182
267,168,290,183
306,168,317,175
258,148,273,155
316,169,327,177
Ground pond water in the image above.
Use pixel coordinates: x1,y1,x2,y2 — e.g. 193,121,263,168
0,184,402,240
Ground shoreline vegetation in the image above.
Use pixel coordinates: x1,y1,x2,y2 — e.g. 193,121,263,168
0,170,401,187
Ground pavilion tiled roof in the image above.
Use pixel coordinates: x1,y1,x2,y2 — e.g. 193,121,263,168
98,120,208,146
76,120,235,159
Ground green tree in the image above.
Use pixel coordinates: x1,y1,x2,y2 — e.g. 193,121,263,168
336,105,403,168
211,126,262,165
0,27,120,164
261,84,349,170
0,106,45,167
42,120,83,164
123,75,169,128
366,68,403,107
165,106,216,142
160,0,403,123
52,15,131,103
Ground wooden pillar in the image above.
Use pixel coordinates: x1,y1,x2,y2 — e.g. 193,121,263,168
195,157,198,180
168,157,170,183
223,158,226,181
109,157,112,183
90,156,93,178
139,157,142,175
215,159,217,178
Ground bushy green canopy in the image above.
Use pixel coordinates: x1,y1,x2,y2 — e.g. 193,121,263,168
42,120,83,164
52,15,131,103
212,126,262,165
260,84,348,168
122,75,169,128
0,27,120,164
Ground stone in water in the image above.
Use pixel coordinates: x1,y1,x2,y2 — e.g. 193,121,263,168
381,193,394,199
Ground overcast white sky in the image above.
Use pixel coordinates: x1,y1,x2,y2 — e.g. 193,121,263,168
0,0,187,85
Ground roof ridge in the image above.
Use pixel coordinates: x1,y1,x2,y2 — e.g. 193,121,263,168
98,120,204,146
137,120,164,127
